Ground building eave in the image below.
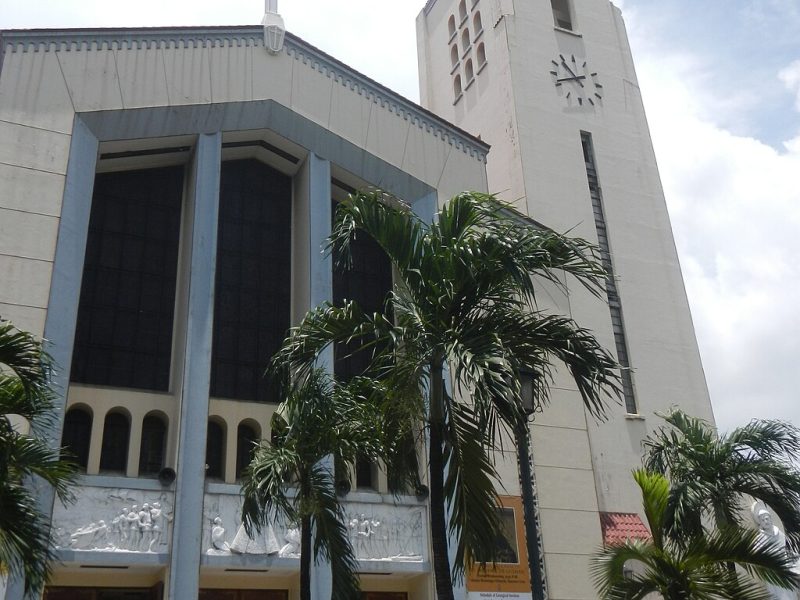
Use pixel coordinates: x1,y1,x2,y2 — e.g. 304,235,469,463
0,25,490,163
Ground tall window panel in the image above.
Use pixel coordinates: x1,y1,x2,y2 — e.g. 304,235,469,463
581,132,637,414
99,411,130,473
138,413,167,476
71,166,184,391
332,201,394,381
61,407,92,471
211,160,292,403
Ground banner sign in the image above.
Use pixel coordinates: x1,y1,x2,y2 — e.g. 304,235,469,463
466,496,532,600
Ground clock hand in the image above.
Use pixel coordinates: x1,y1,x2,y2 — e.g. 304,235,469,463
556,76,586,82
560,61,585,87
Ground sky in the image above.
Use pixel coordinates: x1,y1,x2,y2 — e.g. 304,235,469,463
1,0,798,433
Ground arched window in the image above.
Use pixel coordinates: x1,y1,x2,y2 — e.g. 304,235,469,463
138,413,167,476
465,59,474,82
236,421,260,479
448,15,456,38
99,411,130,473
477,43,487,67
356,453,376,490
458,0,467,22
473,11,483,35
454,75,463,99
450,44,459,68
461,29,470,53
206,419,225,480
61,406,92,471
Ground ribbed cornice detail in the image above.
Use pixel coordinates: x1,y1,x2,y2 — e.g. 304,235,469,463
0,26,489,162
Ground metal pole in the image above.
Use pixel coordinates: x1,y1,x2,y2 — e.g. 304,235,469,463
516,416,545,600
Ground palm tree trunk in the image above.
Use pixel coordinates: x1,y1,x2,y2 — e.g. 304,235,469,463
300,513,312,600
429,360,456,600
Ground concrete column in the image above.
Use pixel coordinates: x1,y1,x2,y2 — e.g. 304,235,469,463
292,152,333,600
166,132,221,600
4,119,99,600
126,411,143,478
225,418,238,484
86,408,105,475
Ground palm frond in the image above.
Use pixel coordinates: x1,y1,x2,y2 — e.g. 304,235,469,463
442,400,503,580
0,479,56,595
329,191,424,276
306,462,360,600
0,428,76,502
240,437,299,538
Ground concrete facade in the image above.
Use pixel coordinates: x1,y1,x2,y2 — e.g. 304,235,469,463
418,0,714,598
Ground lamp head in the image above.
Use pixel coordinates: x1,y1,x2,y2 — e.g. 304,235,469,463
519,368,537,415
262,0,285,54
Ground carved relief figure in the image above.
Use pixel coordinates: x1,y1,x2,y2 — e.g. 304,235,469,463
54,489,174,553
279,523,302,557
753,501,799,600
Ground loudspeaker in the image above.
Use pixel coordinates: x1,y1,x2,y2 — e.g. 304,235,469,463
158,467,177,486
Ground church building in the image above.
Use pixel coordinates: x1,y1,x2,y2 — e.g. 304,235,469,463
0,0,713,598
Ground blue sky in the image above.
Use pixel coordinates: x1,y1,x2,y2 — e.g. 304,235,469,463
2,0,799,433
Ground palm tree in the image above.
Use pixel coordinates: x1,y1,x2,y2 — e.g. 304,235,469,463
274,191,621,600
240,369,384,600
592,469,799,600
0,319,76,595
643,409,800,551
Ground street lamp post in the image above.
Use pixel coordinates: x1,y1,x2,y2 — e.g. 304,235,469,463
517,369,546,600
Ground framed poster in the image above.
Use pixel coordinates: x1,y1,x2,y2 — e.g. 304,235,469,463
466,496,532,600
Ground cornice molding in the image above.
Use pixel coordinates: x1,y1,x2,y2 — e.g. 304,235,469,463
0,26,489,163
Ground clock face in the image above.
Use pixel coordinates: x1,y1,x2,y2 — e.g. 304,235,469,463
550,54,603,107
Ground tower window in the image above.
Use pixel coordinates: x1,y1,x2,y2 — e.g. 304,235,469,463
461,29,471,54
448,15,456,38
551,0,574,30
473,11,483,36
454,74,463,99
465,59,474,83
451,44,459,68
99,411,130,473
477,43,487,67
61,406,92,471
206,419,226,480
458,0,467,23
138,413,167,476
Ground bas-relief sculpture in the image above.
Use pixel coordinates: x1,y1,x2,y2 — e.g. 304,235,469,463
203,494,426,561
52,487,174,553
752,501,800,600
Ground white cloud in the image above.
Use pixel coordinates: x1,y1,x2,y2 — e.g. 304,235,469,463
630,28,800,432
779,59,800,112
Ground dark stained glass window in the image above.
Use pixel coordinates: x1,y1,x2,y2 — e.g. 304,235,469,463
206,420,225,480
61,407,92,471
235,422,259,479
210,160,292,403
99,411,130,473
332,201,394,381
138,414,167,476
71,166,184,391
